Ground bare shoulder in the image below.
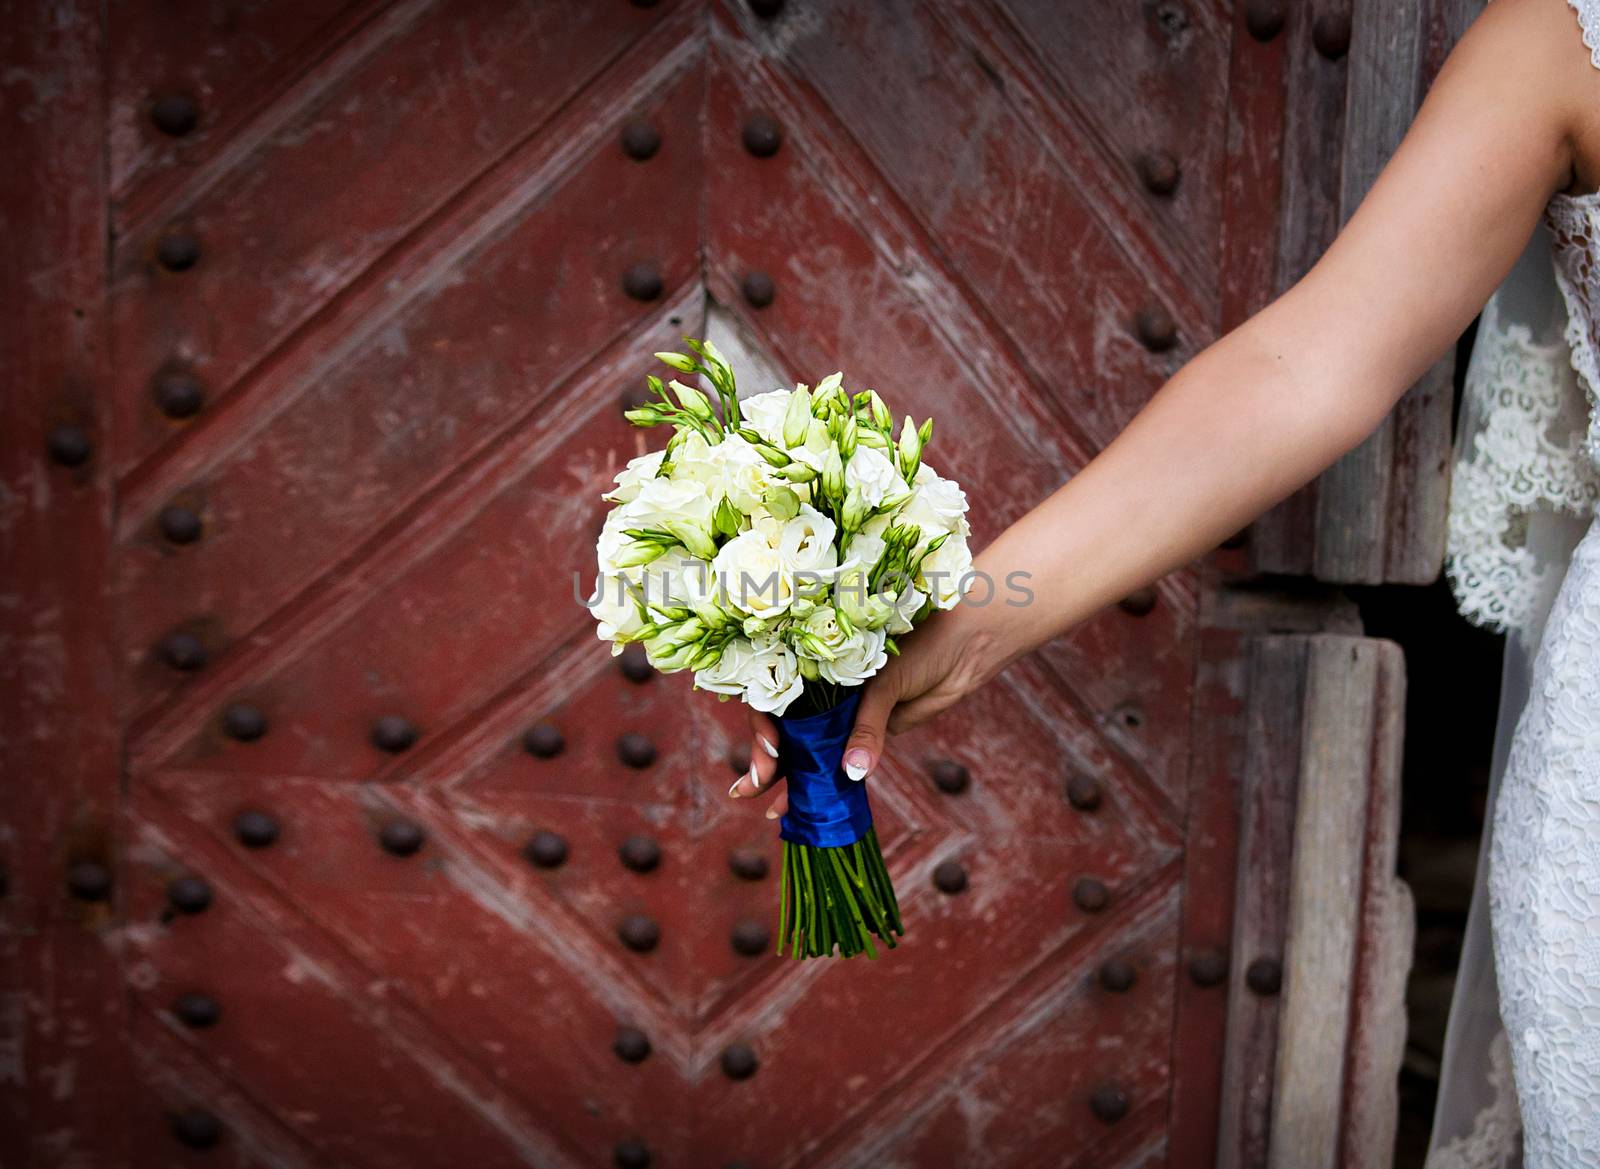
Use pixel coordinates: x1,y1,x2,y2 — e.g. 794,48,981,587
1444,0,1600,193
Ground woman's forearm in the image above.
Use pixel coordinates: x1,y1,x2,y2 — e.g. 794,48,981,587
959,309,1401,671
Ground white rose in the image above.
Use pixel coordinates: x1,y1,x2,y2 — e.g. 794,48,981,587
596,508,635,575
738,389,792,444
883,585,927,635
693,435,772,514
777,505,839,601
796,605,850,660
590,574,646,643
695,637,757,696
844,446,902,509
904,463,970,537
603,449,666,504
920,532,975,609
712,528,793,619
620,476,716,531
819,625,888,687
743,638,805,714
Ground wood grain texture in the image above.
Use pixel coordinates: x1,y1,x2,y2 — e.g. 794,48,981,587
0,2,132,1164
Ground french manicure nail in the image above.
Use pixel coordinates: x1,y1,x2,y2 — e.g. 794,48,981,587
759,735,778,759
728,775,743,798
765,805,779,820
843,749,871,782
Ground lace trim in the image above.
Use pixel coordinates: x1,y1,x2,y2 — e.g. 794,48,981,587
1544,195,1600,465
1566,0,1600,71
1425,1029,1523,1169
1445,299,1600,633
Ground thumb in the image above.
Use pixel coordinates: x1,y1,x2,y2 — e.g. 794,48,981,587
843,677,896,782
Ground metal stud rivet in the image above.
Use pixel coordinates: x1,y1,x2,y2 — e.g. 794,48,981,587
1246,956,1283,995
371,715,418,754
730,918,770,956
1098,959,1137,993
152,368,205,418
67,860,111,902
1313,12,1351,59
1134,304,1177,352
729,848,768,881
721,1042,759,1081
741,113,782,158
156,230,201,272
929,759,970,794
619,835,661,873
1073,876,1110,913
1188,947,1229,987
619,642,654,682
742,270,776,308
174,991,221,1028
158,504,203,545
523,830,568,869
1066,774,1102,811
167,876,213,914
46,425,91,467
151,93,199,137
614,1141,652,1169
932,859,968,895
171,1108,224,1149
379,818,425,857
613,1025,652,1063
1137,151,1180,196
1245,0,1285,40
622,262,663,302
233,809,279,849
620,119,661,161
618,914,660,953
617,732,657,769
222,703,266,742
1113,702,1145,731
1118,586,1157,616
158,630,207,671
1090,1084,1129,1123
523,722,564,759
750,0,784,16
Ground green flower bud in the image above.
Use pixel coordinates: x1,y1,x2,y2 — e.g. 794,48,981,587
669,379,715,421
897,414,922,479
615,540,670,568
918,417,933,445
842,485,867,533
623,407,661,428
870,390,892,431
665,519,717,560
797,654,821,681
778,462,818,484
839,416,859,460
764,485,801,521
820,447,846,503
783,387,813,447
714,495,742,538
654,351,696,373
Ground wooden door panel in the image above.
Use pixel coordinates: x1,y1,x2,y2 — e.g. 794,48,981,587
4,2,1428,1166
108,0,685,479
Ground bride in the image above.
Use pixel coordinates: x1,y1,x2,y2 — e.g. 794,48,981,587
728,0,1600,1163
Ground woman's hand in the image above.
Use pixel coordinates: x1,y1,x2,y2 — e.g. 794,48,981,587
726,605,1003,818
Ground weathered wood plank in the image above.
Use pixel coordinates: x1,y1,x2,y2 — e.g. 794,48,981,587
1217,638,1311,1168
1267,638,1382,1168
1340,640,1414,1168
1312,0,1425,582
0,2,132,1164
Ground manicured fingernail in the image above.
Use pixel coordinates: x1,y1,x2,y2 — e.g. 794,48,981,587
765,804,780,820
843,749,871,782
728,775,743,798
759,735,778,759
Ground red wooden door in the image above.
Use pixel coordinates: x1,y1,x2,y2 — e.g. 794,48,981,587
2,1,1408,1167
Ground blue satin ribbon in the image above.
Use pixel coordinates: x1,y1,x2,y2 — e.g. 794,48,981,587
774,689,874,848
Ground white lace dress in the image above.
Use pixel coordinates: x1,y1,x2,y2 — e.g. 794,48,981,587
1440,5,1600,1163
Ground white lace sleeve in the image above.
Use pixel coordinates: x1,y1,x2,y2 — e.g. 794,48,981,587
1445,226,1600,634
1566,0,1600,68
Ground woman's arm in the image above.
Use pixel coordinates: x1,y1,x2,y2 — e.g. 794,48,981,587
731,0,1593,809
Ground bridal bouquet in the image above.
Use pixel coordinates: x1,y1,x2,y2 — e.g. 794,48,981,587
590,340,972,958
